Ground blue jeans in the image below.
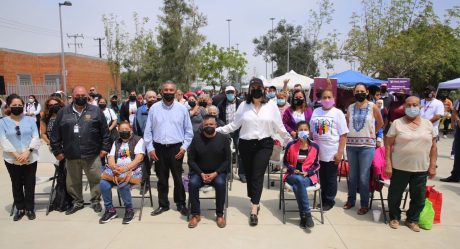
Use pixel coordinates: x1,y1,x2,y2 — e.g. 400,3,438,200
188,172,227,216
286,174,312,216
100,179,132,209
346,146,375,208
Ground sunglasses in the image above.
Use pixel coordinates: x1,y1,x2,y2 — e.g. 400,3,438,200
15,126,21,136
48,103,60,108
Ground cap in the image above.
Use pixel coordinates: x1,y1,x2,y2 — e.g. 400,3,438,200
225,86,236,92
110,95,118,99
425,85,436,92
249,78,264,88
196,90,204,95
381,83,387,87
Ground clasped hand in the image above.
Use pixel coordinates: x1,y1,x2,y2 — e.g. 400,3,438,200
15,151,31,164
201,172,218,184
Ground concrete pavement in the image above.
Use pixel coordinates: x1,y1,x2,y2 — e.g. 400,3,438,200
0,137,459,249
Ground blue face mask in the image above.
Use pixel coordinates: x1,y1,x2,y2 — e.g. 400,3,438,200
226,93,235,102
267,92,276,99
298,130,309,140
405,107,420,118
277,99,286,106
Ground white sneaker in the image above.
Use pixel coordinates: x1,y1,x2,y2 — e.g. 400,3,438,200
201,186,213,193
443,135,448,139
451,155,455,160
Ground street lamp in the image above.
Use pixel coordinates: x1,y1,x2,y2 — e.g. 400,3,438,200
226,19,232,49
59,1,72,97
269,17,275,78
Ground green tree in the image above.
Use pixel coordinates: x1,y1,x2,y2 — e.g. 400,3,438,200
102,13,129,95
157,0,207,90
198,43,247,90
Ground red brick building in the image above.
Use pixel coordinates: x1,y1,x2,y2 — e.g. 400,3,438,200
0,48,121,100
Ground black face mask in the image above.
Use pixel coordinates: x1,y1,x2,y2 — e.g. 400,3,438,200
147,101,155,108
49,105,61,114
98,104,107,109
293,98,304,106
199,101,207,108
129,96,136,102
10,107,23,116
119,131,131,140
163,93,175,102
188,101,196,108
395,94,404,101
74,97,87,106
203,126,215,135
354,93,367,102
424,91,433,98
110,101,118,106
250,89,263,99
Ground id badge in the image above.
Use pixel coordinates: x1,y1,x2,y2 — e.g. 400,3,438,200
73,125,79,133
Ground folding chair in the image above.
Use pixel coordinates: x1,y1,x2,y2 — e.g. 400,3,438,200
369,175,409,224
186,175,229,223
229,138,236,191
10,167,58,216
279,170,324,225
266,158,283,189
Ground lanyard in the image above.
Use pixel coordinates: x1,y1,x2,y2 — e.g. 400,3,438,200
423,100,432,112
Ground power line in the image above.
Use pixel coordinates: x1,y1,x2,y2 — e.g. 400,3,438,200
67,33,84,54
0,17,60,34
0,23,60,38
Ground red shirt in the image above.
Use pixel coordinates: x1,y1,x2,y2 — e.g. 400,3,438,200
388,100,406,122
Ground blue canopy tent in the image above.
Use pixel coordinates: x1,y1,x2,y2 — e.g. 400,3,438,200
330,70,385,87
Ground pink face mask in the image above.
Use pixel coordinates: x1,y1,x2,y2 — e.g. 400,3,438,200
321,99,335,109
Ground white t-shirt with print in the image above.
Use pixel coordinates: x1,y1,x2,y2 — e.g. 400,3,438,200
103,108,117,126
310,107,349,162
420,98,444,136
109,138,145,167
128,102,138,125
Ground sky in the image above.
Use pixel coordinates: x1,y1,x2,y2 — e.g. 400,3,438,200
0,0,457,82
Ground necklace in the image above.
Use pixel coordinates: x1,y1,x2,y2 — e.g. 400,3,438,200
352,103,370,132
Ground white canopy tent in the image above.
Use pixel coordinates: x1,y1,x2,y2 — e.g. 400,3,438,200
268,70,313,90
438,78,460,90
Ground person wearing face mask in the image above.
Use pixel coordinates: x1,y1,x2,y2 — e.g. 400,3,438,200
283,90,313,139
98,97,118,143
344,83,383,215
188,94,207,135
385,96,437,232
283,121,320,229
24,95,41,133
120,90,142,125
0,94,41,221
50,86,112,215
218,86,246,183
198,94,212,113
216,78,290,226
420,85,444,140
133,90,157,191
109,95,121,123
276,92,290,116
144,81,194,217
187,115,231,228
309,89,349,211
266,86,277,102
40,96,71,212
99,121,145,224
380,83,392,109
207,105,225,127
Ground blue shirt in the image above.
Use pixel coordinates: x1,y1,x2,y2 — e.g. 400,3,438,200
133,104,150,137
144,100,194,152
0,116,40,164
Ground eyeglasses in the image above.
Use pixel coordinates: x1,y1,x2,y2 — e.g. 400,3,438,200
15,126,21,136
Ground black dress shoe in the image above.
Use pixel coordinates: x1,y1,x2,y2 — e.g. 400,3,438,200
92,202,102,213
177,205,189,216
151,206,170,216
239,175,247,183
440,176,460,183
300,215,307,229
13,210,25,221
26,211,36,220
65,205,84,215
249,214,258,226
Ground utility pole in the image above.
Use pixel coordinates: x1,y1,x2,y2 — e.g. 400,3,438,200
67,33,83,54
270,17,275,78
93,37,105,58
226,19,232,49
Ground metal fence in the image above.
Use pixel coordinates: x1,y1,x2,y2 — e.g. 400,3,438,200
6,82,60,106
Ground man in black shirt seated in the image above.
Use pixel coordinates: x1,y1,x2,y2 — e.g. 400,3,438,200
187,115,231,228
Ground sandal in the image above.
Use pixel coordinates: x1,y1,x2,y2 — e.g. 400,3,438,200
357,208,369,215
343,203,354,210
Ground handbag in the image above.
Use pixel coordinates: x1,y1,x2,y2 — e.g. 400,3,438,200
425,185,443,224
419,199,435,230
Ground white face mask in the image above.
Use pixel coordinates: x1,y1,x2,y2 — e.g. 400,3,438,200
28,98,34,103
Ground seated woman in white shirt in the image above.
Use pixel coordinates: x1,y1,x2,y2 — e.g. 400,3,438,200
216,78,290,227
99,121,144,225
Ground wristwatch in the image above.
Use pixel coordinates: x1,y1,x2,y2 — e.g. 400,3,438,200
29,148,33,152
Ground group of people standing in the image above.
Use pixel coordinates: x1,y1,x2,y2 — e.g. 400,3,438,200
0,78,454,232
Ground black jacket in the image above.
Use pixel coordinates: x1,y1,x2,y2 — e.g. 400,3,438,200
50,104,112,160
120,100,142,122
217,97,242,124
